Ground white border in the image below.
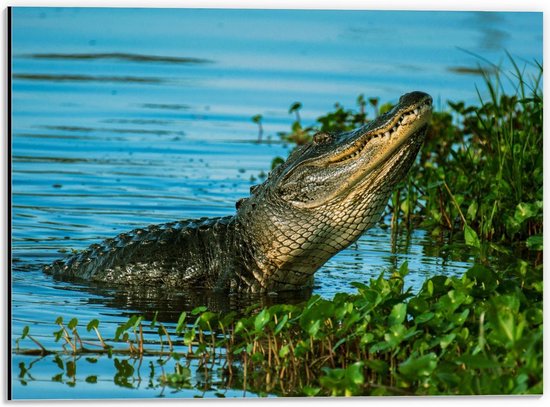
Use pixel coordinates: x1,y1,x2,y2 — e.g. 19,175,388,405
1,1,547,407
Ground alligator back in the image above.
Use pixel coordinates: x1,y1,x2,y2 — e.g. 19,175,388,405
44,216,236,289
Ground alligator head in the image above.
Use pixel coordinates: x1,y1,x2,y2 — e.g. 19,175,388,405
235,91,432,292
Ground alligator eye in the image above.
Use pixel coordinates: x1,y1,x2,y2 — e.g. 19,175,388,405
313,132,333,145
236,197,248,210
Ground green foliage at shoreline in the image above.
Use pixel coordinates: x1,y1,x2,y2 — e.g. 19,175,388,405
15,260,542,396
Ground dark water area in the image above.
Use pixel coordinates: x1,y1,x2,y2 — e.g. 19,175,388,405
10,7,542,399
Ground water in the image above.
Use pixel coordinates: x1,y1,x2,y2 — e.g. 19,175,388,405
9,7,542,399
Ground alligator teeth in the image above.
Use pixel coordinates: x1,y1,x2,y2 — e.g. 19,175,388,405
384,131,390,138
414,108,419,115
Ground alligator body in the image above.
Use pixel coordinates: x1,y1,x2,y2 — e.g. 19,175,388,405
45,91,432,293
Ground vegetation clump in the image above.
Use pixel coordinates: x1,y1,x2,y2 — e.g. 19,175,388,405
16,259,542,396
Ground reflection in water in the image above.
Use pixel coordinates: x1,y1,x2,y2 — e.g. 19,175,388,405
39,125,186,136
141,103,190,110
59,277,313,322
13,73,166,84
21,52,213,64
447,66,498,76
468,12,509,51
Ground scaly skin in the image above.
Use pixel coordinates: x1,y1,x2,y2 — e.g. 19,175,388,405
45,91,432,293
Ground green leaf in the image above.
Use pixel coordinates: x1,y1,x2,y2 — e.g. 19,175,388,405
191,306,207,316
514,201,541,224
274,314,288,335
526,235,543,251
302,386,321,397
456,354,500,369
397,261,409,277
332,337,347,352
466,201,478,221
175,312,187,334
21,326,29,340
306,319,322,338
68,318,78,330
440,333,456,349
389,303,407,326
279,344,290,358
415,312,435,324
85,375,97,384
345,362,365,385
254,309,271,332
289,102,302,113
183,328,196,346
86,319,99,332
408,298,429,316
53,329,64,342
464,225,481,248
399,353,438,379
150,311,158,328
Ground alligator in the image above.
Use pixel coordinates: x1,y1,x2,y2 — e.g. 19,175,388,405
44,91,432,293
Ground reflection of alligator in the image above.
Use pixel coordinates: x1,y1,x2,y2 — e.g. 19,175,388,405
45,91,432,293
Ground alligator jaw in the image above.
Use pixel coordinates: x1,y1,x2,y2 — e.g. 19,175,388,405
278,91,432,209
328,94,432,166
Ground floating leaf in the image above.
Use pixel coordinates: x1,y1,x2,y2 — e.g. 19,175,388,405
85,375,97,384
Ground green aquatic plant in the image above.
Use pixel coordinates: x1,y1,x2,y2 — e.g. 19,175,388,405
15,259,542,396
411,57,543,248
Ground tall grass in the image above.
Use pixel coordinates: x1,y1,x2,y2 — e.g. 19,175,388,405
413,57,542,248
